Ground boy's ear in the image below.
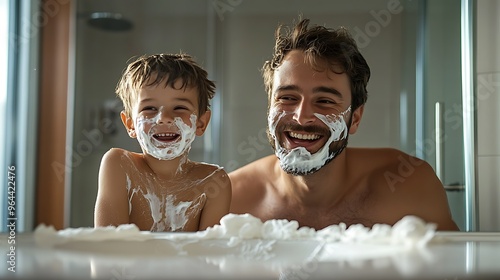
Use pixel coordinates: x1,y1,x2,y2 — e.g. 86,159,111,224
120,111,136,138
195,110,211,136
348,105,364,134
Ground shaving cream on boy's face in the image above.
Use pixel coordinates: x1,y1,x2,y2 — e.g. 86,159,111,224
268,106,351,175
135,111,197,160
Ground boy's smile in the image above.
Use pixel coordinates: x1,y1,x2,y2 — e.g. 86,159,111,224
153,132,180,143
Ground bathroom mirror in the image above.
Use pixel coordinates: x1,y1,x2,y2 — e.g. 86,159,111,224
67,0,472,230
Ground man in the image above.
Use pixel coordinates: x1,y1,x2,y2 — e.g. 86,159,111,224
229,18,458,231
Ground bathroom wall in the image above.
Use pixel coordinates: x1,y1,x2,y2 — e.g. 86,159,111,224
476,0,500,231
218,3,404,171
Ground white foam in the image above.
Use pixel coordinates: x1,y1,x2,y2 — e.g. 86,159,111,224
135,112,197,161
35,213,436,248
268,107,351,175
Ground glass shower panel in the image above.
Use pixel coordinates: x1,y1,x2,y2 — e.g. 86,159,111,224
422,0,466,230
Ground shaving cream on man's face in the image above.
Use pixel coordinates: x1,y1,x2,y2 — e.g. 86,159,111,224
268,107,351,175
135,113,197,160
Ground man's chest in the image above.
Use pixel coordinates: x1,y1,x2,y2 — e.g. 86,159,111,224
257,188,378,229
261,205,375,230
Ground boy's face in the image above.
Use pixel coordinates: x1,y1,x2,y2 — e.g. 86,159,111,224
121,79,211,160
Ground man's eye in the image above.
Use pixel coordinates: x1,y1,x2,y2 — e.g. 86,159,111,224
318,99,336,104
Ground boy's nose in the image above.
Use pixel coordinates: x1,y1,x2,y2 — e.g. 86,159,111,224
155,108,173,124
292,101,315,125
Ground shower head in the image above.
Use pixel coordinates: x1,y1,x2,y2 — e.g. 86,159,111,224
87,12,133,32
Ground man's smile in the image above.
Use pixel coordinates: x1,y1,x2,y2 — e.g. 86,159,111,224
282,130,327,153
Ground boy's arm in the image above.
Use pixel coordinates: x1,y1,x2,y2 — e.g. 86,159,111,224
94,148,130,227
198,169,232,230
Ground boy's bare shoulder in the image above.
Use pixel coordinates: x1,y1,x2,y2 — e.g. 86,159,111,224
102,148,139,162
192,162,231,186
101,148,145,168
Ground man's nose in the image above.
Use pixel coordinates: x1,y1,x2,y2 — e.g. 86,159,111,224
292,101,315,125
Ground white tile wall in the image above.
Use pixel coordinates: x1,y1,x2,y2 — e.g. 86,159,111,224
476,0,500,231
478,156,500,231
477,72,500,157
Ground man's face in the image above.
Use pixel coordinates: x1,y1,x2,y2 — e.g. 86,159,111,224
267,50,354,175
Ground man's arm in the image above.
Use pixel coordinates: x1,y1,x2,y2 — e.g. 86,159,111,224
94,148,130,227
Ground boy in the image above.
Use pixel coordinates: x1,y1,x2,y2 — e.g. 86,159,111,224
94,53,231,232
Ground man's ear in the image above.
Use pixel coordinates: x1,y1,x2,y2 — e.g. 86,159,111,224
195,110,211,136
348,105,364,134
120,111,136,138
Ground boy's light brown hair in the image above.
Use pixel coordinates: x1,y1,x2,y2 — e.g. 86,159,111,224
116,53,215,117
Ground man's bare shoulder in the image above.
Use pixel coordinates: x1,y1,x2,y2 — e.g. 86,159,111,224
347,147,441,190
348,148,458,230
348,147,428,175
228,155,278,214
229,155,278,187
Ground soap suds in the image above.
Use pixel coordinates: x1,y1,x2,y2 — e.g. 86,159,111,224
35,213,436,247
32,214,439,278
142,192,206,232
121,153,222,232
268,106,351,175
135,111,197,161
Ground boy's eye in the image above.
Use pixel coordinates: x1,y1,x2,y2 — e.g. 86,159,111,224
141,106,157,112
174,106,189,111
277,96,298,102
